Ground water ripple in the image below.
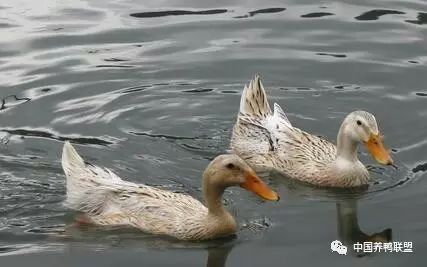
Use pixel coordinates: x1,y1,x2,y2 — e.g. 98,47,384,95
412,162,427,174
234,7,286,19
301,12,334,18
0,95,31,111
0,128,115,146
355,9,406,21
0,0,426,260
130,9,228,18
406,12,427,25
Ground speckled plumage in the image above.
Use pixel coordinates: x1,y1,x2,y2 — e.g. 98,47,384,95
230,75,373,188
61,142,240,240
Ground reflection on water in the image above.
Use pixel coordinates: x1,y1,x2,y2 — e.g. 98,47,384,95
336,198,392,257
62,222,236,267
206,245,233,267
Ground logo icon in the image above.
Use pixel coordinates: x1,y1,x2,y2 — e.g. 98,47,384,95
331,240,347,255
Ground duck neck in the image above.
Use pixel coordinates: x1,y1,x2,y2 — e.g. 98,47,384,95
336,124,359,162
202,176,228,217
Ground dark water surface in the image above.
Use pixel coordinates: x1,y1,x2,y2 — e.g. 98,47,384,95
1,0,426,266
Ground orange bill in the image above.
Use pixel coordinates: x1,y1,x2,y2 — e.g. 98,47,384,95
363,133,393,165
240,172,279,201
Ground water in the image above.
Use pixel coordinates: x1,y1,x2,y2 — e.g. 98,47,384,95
0,0,426,265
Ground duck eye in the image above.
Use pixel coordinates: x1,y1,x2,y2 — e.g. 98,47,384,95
226,163,235,169
356,120,362,126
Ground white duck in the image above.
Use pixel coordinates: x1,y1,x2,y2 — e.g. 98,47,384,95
61,141,279,240
230,75,394,187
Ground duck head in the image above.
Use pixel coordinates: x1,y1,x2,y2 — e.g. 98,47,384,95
203,154,279,201
339,110,393,166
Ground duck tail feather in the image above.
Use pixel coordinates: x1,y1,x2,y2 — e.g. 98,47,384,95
62,141,85,173
272,102,292,128
61,141,92,209
239,75,272,120
61,141,125,213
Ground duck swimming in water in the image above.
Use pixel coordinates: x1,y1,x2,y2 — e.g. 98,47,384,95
230,75,394,188
61,141,279,240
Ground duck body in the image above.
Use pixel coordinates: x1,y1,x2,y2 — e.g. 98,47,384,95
230,76,393,188
62,142,278,240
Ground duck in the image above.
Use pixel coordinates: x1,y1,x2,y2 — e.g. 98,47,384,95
230,75,394,188
61,141,279,241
